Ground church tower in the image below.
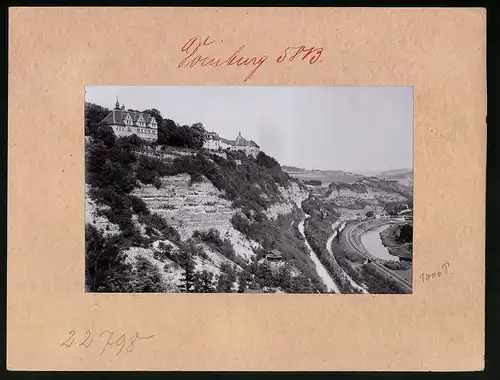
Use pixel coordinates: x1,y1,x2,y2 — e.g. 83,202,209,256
114,97,120,110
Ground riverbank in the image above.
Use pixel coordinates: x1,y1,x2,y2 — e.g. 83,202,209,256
347,218,394,254
379,224,413,260
341,218,413,288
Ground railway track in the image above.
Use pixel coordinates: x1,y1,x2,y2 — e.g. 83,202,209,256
343,221,413,293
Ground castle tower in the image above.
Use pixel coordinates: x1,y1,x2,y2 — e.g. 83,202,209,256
114,97,120,110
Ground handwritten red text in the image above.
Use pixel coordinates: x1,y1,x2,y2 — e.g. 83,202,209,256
177,37,323,82
178,36,268,82
277,45,323,64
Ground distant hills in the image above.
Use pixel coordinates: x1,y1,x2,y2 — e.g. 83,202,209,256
282,165,305,172
283,166,359,177
376,169,413,187
283,165,413,187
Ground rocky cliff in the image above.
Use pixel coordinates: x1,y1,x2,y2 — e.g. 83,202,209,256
325,176,412,209
85,126,326,293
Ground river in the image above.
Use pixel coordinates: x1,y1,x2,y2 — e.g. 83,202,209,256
360,224,412,283
298,218,340,294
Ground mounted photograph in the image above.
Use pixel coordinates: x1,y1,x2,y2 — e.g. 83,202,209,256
85,86,413,294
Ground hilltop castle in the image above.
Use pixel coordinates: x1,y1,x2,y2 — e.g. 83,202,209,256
100,98,158,143
203,131,260,158
99,99,259,157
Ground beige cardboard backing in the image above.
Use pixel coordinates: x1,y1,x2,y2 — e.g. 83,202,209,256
8,8,486,371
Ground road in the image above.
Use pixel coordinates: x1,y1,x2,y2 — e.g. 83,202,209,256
299,216,340,294
343,221,413,293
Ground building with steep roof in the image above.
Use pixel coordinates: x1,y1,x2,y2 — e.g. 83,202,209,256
100,98,158,142
265,249,283,261
203,131,260,158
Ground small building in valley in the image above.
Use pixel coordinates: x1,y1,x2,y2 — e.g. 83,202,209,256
265,249,283,261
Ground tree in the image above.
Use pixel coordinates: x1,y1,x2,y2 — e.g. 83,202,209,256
85,224,132,292
85,102,111,137
130,256,166,292
216,273,233,292
248,278,260,290
365,211,374,218
216,263,237,292
397,224,413,244
90,124,116,148
178,255,196,292
157,119,206,149
276,266,292,291
194,270,215,293
256,151,281,170
255,262,274,288
190,122,206,149
143,108,164,127
158,119,178,145
231,213,250,234
237,275,248,293
291,274,313,293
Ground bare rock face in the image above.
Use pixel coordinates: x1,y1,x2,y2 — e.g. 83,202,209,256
326,180,408,208
132,174,261,263
266,182,309,220
133,174,235,240
124,246,181,292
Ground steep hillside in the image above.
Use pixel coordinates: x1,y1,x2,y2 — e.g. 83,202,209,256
85,124,323,293
377,169,413,187
325,176,412,212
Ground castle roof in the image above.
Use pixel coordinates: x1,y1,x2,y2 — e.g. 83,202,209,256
205,130,260,149
220,137,236,145
101,109,157,127
232,132,260,148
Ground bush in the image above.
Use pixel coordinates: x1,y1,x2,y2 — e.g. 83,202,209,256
139,213,180,243
129,256,166,292
397,224,413,244
189,172,204,185
158,120,206,149
256,151,281,171
193,229,247,268
130,195,150,215
193,229,224,246
85,224,133,292
361,263,406,294
383,260,411,270
231,213,250,234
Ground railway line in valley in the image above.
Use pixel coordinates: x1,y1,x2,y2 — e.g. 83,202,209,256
326,221,369,294
342,221,413,293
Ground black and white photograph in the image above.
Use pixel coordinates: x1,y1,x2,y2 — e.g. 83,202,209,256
85,86,413,294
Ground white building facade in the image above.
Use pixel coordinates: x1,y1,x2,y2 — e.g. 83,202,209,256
101,99,158,143
203,131,260,158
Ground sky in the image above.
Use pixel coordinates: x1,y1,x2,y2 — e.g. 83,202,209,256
85,86,413,173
